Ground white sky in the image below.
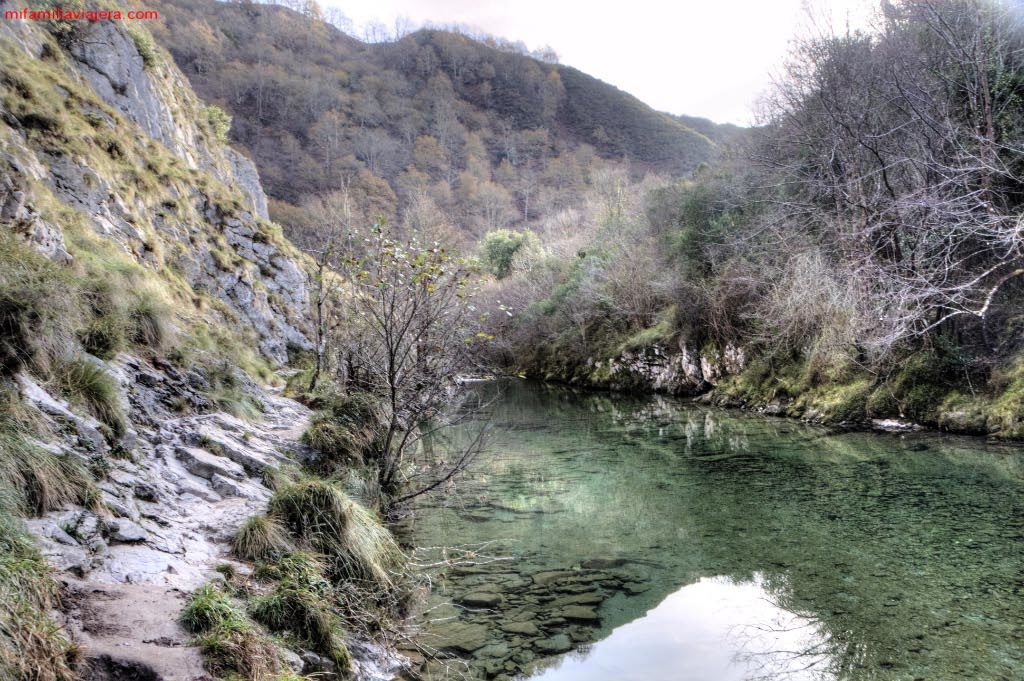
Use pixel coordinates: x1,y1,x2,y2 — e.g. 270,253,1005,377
324,0,878,125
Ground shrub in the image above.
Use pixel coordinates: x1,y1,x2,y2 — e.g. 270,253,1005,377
480,229,542,279
205,105,232,144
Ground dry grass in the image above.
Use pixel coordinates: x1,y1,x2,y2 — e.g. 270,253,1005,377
268,479,405,590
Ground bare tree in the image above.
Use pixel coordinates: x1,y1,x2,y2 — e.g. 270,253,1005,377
760,0,1024,357
339,220,490,507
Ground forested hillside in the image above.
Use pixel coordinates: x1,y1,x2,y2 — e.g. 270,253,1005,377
147,0,720,249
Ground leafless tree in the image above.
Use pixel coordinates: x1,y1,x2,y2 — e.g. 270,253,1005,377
760,0,1024,358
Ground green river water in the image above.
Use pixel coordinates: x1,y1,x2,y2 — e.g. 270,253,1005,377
403,380,1024,681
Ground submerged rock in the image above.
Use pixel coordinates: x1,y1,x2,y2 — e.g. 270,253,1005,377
534,633,572,653
457,591,504,608
434,621,492,654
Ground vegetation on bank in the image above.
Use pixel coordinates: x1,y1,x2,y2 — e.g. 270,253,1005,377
180,471,410,680
471,0,1024,437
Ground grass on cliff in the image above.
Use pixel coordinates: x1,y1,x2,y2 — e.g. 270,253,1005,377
0,393,95,681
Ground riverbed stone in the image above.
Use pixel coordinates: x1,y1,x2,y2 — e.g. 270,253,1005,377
534,634,572,653
559,605,600,622
531,570,577,586
478,641,510,659
550,592,604,607
434,621,491,654
580,558,629,569
457,591,504,608
500,621,541,636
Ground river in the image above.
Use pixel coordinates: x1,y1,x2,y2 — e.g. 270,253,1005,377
401,380,1023,681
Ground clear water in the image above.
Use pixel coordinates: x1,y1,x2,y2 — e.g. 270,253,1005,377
404,380,1024,681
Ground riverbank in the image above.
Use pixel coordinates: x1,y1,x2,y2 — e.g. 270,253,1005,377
519,341,1024,441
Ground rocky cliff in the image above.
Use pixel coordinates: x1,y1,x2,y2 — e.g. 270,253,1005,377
1,13,310,365
0,11,401,681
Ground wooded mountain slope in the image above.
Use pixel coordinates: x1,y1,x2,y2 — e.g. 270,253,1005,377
146,0,723,246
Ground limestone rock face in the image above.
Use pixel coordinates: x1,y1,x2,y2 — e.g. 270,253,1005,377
586,341,747,396
0,18,308,366
67,20,270,221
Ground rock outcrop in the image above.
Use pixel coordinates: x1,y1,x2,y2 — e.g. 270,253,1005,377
578,341,746,396
0,16,312,365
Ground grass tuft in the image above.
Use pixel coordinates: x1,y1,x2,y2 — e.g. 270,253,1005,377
0,416,95,516
232,514,294,563
194,619,280,679
180,583,241,634
0,509,79,680
52,356,126,439
301,391,387,472
249,552,351,673
269,479,404,589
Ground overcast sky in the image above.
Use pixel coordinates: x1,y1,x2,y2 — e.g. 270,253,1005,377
324,0,878,125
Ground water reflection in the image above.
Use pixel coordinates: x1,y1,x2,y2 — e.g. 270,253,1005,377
523,574,836,681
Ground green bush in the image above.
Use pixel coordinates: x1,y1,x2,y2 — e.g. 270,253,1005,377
480,229,541,279
205,105,232,144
